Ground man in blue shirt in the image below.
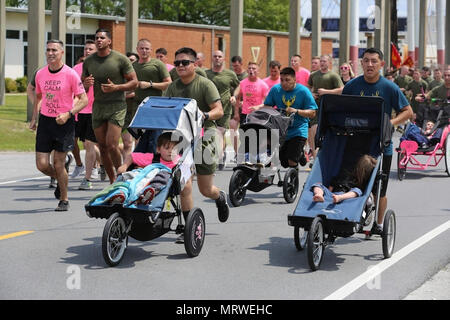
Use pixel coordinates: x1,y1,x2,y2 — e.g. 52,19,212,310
263,67,317,168
343,48,412,234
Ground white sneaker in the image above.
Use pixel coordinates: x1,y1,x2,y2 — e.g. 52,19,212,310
78,178,93,190
71,164,85,178
90,168,99,180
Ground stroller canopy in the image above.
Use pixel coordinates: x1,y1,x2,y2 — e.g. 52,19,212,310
128,96,203,145
241,106,292,139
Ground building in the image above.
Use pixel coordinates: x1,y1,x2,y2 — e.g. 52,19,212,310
4,7,333,80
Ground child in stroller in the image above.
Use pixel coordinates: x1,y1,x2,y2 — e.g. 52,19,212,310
312,154,377,204
399,119,443,149
89,131,182,207
117,131,181,174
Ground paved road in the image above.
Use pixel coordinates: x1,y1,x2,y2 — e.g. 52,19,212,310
0,133,449,301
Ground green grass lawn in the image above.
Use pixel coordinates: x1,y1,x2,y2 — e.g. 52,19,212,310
0,94,36,151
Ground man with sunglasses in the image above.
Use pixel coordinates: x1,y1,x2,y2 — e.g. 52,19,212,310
82,28,138,184
164,47,230,233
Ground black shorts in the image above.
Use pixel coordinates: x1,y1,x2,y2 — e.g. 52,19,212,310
36,114,75,153
279,136,306,168
75,113,97,142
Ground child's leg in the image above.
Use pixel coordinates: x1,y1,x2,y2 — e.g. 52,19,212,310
312,186,325,202
332,191,359,203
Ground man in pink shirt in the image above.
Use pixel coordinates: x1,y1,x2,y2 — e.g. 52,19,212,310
156,47,174,71
237,62,270,122
72,39,101,190
29,40,88,211
291,54,310,86
233,62,269,156
263,60,281,90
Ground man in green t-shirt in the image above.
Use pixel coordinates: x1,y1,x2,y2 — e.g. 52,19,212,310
206,50,240,169
307,54,343,161
428,68,444,91
417,68,450,102
405,68,428,117
164,47,230,231
82,28,138,183
394,66,412,92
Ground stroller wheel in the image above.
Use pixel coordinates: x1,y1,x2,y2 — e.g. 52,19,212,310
102,213,128,267
382,210,396,259
397,151,407,181
283,167,299,203
184,208,205,257
307,216,325,271
229,169,247,207
294,226,307,251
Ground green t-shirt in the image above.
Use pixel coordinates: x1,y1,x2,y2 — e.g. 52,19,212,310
133,58,170,104
205,69,240,115
406,79,428,111
394,75,412,89
307,70,343,104
170,67,207,82
164,74,221,128
428,79,444,91
429,84,450,100
83,50,134,105
236,71,248,81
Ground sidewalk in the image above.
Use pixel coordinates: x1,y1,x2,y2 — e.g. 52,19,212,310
404,263,450,300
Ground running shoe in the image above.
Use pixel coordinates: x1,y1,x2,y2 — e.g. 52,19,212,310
55,200,69,211
49,177,57,188
139,186,156,205
90,168,99,180
215,190,230,223
175,234,184,244
78,178,92,190
71,164,85,178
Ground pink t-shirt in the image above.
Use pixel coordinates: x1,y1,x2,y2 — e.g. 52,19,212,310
166,63,175,71
131,152,181,169
35,65,85,118
263,76,280,90
295,67,311,86
73,62,94,114
240,78,269,115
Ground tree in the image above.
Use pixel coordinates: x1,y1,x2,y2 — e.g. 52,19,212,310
6,0,292,32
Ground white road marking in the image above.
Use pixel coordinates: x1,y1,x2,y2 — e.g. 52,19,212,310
324,220,450,300
0,176,47,185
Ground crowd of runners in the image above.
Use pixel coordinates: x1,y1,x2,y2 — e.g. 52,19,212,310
27,28,449,235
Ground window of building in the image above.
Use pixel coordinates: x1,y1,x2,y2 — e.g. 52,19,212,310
6,30,20,39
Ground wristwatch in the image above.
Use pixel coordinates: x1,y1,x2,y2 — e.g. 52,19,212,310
149,80,153,88
204,112,209,120
68,110,74,118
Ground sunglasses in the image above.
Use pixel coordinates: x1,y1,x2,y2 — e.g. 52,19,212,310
340,66,349,70
174,60,195,67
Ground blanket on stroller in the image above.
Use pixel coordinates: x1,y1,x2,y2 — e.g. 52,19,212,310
400,123,442,149
88,163,172,208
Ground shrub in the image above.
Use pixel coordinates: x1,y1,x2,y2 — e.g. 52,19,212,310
5,78,17,93
15,76,28,93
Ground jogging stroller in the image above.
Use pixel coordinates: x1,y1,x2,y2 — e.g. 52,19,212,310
228,106,299,207
396,98,450,180
85,97,205,267
287,94,396,271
